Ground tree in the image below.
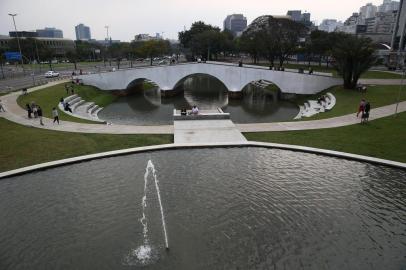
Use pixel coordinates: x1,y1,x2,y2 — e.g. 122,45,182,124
331,34,376,89
135,40,171,65
241,15,307,66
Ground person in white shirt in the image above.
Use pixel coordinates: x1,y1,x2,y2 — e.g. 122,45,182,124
52,107,59,124
191,105,199,115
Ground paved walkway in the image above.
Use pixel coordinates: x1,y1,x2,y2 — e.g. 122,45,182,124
1,80,406,134
359,78,405,85
0,81,173,134
174,119,247,143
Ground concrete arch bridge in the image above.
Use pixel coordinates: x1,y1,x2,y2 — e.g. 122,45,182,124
78,62,342,98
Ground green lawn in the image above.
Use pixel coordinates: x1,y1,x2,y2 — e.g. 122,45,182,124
257,62,403,79
17,83,118,124
0,118,173,172
293,85,406,120
244,111,406,163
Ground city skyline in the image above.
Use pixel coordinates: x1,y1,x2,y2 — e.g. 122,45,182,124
0,0,398,41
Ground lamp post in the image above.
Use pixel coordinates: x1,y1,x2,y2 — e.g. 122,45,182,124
8,13,24,73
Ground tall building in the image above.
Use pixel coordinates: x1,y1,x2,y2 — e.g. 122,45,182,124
75,23,91,41
286,10,312,27
391,0,406,50
36,27,63,38
318,19,343,32
378,0,400,12
287,10,302,21
223,14,247,36
360,3,378,20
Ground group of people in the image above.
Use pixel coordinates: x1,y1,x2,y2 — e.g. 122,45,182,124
25,102,60,125
357,99,371,124
180,105,199,116
317,95,327,105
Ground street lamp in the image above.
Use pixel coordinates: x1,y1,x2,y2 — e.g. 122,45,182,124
8,13,24,72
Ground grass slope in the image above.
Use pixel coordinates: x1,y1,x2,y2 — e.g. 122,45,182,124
17,83,118,124
244,112,406,163
0,118,173,172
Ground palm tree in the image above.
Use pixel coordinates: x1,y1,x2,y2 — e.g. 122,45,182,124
332,34,376,89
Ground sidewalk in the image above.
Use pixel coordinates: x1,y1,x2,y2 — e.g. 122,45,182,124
1,80,406,134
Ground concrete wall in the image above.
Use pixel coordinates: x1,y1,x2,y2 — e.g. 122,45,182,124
78,62,343,95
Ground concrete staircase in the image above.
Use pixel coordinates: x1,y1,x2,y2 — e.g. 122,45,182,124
58,95,106,123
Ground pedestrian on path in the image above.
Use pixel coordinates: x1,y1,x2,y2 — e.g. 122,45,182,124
356,99,366,117
32,104,38,118
361,102,371,124
0,100,5,112
26,103,32,118
52,107,59,124
37,106,44,125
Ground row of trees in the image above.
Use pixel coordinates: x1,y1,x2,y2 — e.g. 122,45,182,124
1,38,173,66
179,18,376,89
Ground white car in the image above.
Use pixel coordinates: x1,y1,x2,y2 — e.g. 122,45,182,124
44,71,60,78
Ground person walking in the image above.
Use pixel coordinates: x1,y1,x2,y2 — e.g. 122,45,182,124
0,100,5,112
362,102,371,124
32,104,38,118
26,103,32,118
52,107,59,124
37,106,44,125
356,99,366,117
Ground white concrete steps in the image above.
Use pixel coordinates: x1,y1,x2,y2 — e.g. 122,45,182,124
58,95,105,123
295,92,336,120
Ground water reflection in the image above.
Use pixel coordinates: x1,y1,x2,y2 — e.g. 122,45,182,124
98,75,298,125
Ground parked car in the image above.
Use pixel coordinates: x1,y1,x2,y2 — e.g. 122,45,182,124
44,71,60,78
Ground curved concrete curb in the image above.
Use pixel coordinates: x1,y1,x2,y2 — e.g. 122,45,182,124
1,141,405,179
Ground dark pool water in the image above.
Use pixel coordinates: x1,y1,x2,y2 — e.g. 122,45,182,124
98,75,298,125
1,147,405,270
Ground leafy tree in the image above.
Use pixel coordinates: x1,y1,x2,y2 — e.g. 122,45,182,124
241,15,307,66
332,34,376,89
135,40,171,65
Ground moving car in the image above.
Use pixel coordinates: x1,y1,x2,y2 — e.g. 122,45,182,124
44,71,60,78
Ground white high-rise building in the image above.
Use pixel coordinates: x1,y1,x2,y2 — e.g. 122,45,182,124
318,19,343,32
360,3,378,20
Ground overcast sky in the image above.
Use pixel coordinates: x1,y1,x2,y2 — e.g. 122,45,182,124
0,0,390,41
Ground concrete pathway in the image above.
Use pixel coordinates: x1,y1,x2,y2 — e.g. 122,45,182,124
359,79,406,85
1,80,406,134
236,101,406,132
0,81,173,134
174,119,247,143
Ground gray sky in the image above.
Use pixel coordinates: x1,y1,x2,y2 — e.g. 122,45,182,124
0,0,390,41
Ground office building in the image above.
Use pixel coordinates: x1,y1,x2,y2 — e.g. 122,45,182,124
378,0,400,12
223,14,247,36
9,31,38,38
286,10,312,27
36,27,63,38
287,10,302,21
75,23,91,40
318,19,343,32
360,3,378,20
